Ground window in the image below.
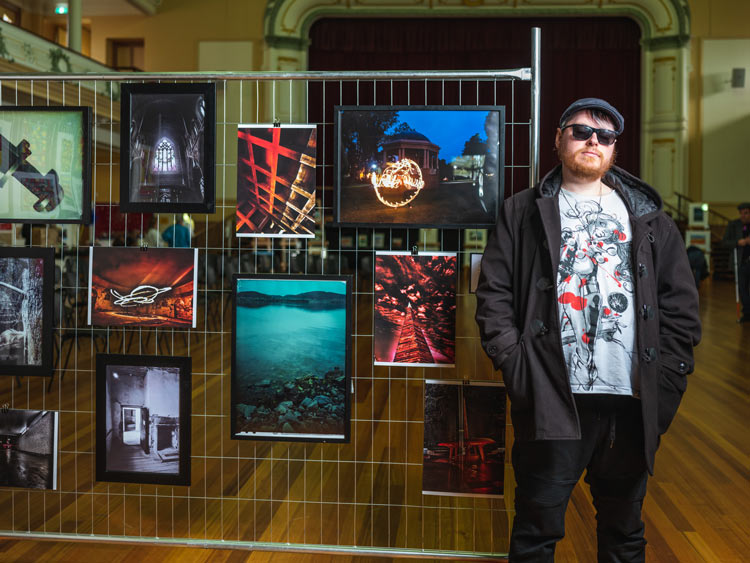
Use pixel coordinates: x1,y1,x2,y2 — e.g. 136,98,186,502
108,38,145,71
153,138,178,173
0,1,20,26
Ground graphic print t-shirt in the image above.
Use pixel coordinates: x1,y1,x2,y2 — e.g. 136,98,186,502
557,188,638,396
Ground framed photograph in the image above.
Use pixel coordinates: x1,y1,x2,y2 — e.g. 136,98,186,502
687,203,709,229
334,105,504,228
88,246,198,328
231,274,352,443
373,232,386,249
0,247,54,377
0,408,58,490
340,234,354,249
236,124,317,238
0,106,91,223
119,82,215,214
469,253,482,294
374,251,457,367
422,380,506,498
96,354,191,486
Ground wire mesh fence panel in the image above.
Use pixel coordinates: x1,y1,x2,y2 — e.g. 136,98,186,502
0,64,535,558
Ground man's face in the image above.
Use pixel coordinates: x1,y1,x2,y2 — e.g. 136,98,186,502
740,208,750,224
555,110,617,181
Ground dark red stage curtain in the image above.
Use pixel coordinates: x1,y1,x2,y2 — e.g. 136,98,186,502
308,17,641,188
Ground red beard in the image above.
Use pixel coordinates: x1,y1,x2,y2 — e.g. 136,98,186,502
561,146,615,181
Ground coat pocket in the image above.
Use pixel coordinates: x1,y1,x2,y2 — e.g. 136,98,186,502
656,367,687,435
500,338,531,412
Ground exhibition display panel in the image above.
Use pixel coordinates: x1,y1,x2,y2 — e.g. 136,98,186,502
0,41,539,558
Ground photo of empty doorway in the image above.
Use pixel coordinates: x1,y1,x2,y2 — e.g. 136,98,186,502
96,354,191,486
0,408,58,490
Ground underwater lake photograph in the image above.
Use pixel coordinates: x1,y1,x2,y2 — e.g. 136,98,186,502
231,275,351,442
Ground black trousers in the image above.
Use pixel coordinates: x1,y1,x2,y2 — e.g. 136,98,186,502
509,395,649,563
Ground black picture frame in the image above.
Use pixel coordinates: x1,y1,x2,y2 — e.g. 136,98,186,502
231,273,352,443
334,105,505,228
0,408,58,490
0,246,54,377
0,105,92,224
96,353,191,486
119,82,216,214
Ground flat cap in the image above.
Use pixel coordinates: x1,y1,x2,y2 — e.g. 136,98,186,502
739,202,750,211
559,98,624,136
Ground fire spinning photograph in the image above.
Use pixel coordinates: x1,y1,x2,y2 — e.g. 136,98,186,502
88,247,198,327
236,125,317,238
335,106,504,227
374,252,457,367
422,380,506,498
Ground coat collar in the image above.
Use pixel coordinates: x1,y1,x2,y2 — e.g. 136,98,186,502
534,164,663,220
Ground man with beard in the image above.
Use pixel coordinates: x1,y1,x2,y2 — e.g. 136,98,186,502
475,98,701,562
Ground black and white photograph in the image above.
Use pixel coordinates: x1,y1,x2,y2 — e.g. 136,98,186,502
0,247,54,377
119,82,215,214
96,354,191,486
0,408,58,490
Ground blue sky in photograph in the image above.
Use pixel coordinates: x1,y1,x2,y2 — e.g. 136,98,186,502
238,278,346,296
386,110,489,162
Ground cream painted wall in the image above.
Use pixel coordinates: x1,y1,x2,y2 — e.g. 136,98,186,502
688,0,750,212
87,0,265,71
700,39,750,205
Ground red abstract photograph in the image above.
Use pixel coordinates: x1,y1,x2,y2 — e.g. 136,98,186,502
374,252,457,367
88,247,198,327
236,125,317,238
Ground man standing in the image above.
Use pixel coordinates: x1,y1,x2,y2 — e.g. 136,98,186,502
722,202,750,322
475,98,701,562
162,214,191,248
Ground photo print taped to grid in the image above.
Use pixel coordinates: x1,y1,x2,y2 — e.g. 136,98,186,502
231,274,352,443
422,380,506,498
0,247,54,377
0,408,58,490
96,354,191,486
334,105,504,228
119,82,216,214
88,247,198,328
0,106,91,224
236,125,317,238
374,251,457,368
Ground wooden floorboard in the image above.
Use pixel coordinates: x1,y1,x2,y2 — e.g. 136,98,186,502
1,278,748,561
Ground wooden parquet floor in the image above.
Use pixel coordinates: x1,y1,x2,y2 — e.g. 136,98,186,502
1,278,748,562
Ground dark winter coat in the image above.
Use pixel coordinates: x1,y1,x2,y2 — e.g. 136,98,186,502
475,164,701,474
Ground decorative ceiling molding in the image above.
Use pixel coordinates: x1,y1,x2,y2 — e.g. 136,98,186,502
264,0,690,50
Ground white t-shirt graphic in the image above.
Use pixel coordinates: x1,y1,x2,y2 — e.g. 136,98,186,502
557,188,638,396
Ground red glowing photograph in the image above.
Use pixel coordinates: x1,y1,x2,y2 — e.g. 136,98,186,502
422,380,506,498
87,247,198,327
236,125,317,238
374,252,457,367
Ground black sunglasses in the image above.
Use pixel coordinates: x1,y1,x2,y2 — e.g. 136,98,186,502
561,124,618,146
